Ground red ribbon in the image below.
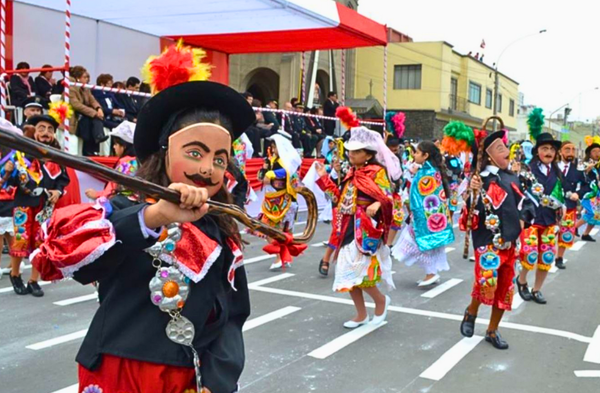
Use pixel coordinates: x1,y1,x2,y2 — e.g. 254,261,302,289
262,233,308,264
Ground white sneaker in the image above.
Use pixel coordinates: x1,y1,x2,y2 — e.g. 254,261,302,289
418,274,440,287
370,295,391,325
269,261,283,270
343,316,370,329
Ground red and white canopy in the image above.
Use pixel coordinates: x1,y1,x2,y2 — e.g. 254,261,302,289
18,0,387,53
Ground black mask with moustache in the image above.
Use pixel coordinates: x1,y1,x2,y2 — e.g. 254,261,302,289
184,172,218,187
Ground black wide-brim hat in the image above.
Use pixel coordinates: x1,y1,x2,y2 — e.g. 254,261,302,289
532,132,562,154
26,114,59,130
135,81,256,163
471,130,505,168
585,143,600,156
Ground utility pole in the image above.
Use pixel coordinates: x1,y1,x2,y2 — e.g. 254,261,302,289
492,67,499,131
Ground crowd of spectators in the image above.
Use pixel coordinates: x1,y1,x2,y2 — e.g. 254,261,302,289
243,90,339,159
7,61,147,156
7,61,340,159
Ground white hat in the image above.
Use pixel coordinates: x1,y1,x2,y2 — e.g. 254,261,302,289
344,126,380,152
108,121,136,144
268,129,293,142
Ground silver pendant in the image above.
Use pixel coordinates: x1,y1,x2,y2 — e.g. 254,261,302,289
166,315,195,346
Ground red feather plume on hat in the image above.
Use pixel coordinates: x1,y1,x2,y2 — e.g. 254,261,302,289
142,39,211,94
335,106,360,129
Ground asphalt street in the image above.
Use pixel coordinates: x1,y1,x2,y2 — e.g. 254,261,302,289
1,215,599,393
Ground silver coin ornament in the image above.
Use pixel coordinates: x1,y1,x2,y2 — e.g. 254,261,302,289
166,315,195,346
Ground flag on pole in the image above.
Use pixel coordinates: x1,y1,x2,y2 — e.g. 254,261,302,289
480,39,486,49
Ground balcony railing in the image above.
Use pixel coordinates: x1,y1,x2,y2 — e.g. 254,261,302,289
449,94,469,113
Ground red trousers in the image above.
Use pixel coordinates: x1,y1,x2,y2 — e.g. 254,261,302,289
78,354,198,393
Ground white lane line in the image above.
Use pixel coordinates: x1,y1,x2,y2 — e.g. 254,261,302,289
584,325,600,364
419,336,484,380
311,242,327,248
575,370,600,378
549,264,558,273
293,232,303,237
308,322,388,359
421,279,463,299
591,228,599,236
249,285,592,343
512,295,524,310
445,247,455,253
243,306,301,332
51,384,79,393
571,241,586,251
245,255,276,265
294,221,307,226
0,280,51,294
54,293,97,306
22,263,32,270
248,273,295,288
26,329,88,350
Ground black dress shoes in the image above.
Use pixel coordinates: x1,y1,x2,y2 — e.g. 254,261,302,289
531,290,547,304
555,257,566,270
9,274,29,295
27,281,45,297
517,280,532,301
582,234,596,242
485,330,509,350
460,308,477,338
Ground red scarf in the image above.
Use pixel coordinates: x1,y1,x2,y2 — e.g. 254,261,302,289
344,164,393,241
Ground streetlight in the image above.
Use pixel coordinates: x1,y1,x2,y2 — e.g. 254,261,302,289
547,87,599,137
492,29,547,130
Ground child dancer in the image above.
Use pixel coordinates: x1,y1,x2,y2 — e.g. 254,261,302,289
392,141,454,287
315,126,400,327
460,130,528,349
257,130,302,270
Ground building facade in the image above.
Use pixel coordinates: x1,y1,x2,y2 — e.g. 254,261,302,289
354,41,520,140
228,0,359,106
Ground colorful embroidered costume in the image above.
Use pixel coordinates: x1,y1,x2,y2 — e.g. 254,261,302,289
519,159,565,272
582,167,600,226
557,160,586,248
95,155,138,199
0,150,16,236
317,164,395,291
257,133,302,233
462,164,527,309
392,161,454,275
445,155,464,212
8,153,69,258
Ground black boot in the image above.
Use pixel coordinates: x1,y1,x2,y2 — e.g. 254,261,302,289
9,274,29,295
517,280,532,301
555,257,566,270
582,234,596,242
531,290,547,304
27,281,44,297
485,330,509,350
460,308,477,338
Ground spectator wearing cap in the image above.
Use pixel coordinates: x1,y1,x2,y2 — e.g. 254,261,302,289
20,96,46,127
68,65,107,156
9,62,38,107
34,65,56,100
263,99,280,129
92,73,126,130
114,77,142,122
291,102,317,157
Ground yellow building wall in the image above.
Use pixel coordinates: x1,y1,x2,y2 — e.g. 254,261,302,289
354,41,519,129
